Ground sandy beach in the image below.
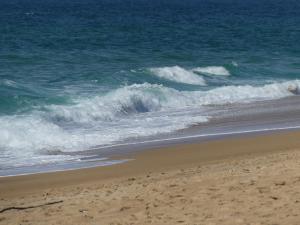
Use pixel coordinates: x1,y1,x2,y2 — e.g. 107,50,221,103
2,0,300,224
1,131,300,224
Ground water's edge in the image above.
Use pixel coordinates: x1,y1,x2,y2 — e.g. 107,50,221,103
2,96,300,177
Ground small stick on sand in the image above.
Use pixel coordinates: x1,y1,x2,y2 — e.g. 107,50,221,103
0,200,63,213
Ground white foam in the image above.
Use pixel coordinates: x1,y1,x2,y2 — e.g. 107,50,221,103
0,113,209,168
149,66,206,85
193,66,231,76
195,81,297,105
47,83,168,123
1,80,299,168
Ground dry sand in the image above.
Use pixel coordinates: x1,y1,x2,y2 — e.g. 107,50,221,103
1,131,300,224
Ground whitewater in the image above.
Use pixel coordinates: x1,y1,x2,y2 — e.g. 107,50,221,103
1,0,300,174
1,67,300,170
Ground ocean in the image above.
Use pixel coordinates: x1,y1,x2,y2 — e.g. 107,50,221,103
1,0,300,174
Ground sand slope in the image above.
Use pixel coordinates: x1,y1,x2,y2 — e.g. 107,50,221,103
1,132,300,224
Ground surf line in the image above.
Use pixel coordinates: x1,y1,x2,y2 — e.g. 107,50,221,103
92,125,300,150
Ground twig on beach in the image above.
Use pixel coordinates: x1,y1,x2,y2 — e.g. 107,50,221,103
0,200,63,213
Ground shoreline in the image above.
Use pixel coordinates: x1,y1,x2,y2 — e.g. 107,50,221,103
1,130,300,195
2,96,300,178
1,130,300,224
2,96,300,177
2,123,300,178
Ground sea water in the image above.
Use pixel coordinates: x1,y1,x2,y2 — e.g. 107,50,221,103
0,0,300,171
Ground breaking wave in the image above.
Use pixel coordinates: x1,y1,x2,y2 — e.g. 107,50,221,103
149,66,206,85
47,80,299,123
149,65,231,85
0,80,299,168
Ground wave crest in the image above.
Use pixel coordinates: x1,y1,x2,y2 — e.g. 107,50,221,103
149,66,206,85
47,83,169,123
193,66,230,76
47,80,299,124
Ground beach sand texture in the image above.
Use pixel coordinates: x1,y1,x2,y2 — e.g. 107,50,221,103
1,131,300,224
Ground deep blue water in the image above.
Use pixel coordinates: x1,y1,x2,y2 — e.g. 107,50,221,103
0,0,300,169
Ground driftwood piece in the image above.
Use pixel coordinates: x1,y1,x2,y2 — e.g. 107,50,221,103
0,200,63,213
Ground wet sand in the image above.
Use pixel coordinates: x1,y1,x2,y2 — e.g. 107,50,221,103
1,131,300,224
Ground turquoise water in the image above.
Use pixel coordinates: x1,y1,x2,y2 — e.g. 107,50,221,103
1,0,300,169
